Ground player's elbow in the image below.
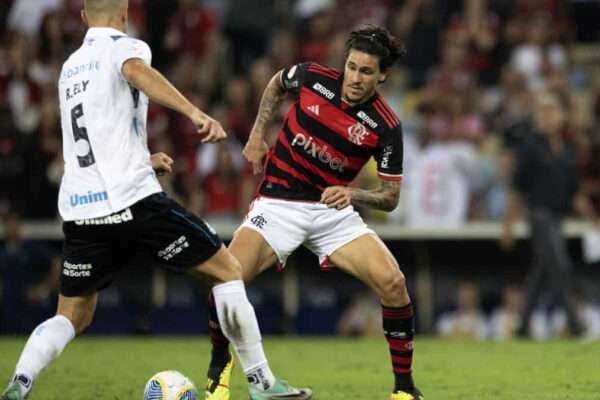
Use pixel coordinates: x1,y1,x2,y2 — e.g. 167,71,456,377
381,193,399,212
380,200,398,212
121,58,147,87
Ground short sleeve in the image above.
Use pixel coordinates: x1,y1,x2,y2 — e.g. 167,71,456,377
280,62,311,96
113,37,152,76
374,124,404,181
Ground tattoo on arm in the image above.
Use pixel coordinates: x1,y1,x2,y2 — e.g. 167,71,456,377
349,181,401,212
252,71,287,134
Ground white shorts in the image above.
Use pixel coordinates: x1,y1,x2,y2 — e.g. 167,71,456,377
238,196,375,268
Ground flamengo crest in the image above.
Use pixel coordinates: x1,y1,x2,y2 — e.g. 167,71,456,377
348,122,369,145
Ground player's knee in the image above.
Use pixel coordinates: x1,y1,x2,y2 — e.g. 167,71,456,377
374,262,406,301
217,256,243,283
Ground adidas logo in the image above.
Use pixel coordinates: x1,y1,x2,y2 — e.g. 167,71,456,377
308,104,319,115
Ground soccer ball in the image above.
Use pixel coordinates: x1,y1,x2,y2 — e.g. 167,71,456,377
143,370,198,400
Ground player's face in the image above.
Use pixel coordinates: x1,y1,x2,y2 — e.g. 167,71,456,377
342,49,387,105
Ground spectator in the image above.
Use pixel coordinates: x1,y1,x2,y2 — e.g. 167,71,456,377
389,0,441,88
0,212,60,333
2,34,43,134
488,284,524,340
164,0,217,61
436,281,487,339
405,132,482,228
550,291,600,340
298,8,335,63
502,92,598,337
200,140,244,220
7,0,61,37
223,0,276,73
510,13,567,90
223,77,254,143
0,103,27,216
337,291,382,337
22,95,62,219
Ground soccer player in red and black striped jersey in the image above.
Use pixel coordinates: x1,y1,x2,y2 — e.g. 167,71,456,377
205,26,423,400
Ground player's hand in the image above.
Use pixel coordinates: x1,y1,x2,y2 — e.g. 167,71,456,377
151,152,174,175
499,226,515,251
189,108,227,143
321,186,352,210
243,136,269,175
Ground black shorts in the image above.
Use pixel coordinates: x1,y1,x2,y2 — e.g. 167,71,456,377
60,192,222,297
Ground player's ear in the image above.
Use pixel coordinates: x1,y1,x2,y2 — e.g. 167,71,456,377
121,6,128,28
81,10,88,27
378,71,388,84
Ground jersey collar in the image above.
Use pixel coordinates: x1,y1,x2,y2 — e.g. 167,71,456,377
85,27,127,39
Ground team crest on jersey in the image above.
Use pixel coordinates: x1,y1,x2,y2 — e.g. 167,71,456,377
347,122,369,145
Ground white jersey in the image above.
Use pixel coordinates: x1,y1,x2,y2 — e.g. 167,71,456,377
405,142,480,228
58,27,161,221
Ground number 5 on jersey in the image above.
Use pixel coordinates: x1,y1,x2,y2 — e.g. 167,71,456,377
71,103,96,167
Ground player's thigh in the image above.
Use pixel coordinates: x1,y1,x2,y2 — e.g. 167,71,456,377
56,292,98,335
236,198,309,271
61,221,123,300
329,233,404,292
228,227,279,282
136,193,227,280
189,245,242,284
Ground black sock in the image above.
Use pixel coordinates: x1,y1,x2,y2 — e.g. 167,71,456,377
207,292,230,379
382,303,415,392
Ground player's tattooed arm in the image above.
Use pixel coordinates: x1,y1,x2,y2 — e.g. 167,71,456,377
244,70,288,174
349,180,401,212
251,70,288,136
321,181,400,212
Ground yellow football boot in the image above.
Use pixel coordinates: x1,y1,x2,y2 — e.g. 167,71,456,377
205,355,234,400
390,387,424,400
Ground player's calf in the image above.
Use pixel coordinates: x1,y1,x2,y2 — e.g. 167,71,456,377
3,315,76,400
370,263,418,395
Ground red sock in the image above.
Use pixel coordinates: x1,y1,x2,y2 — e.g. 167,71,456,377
382,303,415,392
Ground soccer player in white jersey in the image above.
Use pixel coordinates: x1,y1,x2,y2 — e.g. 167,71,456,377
1,1,310,400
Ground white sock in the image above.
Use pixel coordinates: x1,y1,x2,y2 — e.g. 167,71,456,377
12,315,75,396
212,280,276,391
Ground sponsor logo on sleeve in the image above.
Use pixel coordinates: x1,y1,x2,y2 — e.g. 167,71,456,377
381,145,393,168
312,83,335,100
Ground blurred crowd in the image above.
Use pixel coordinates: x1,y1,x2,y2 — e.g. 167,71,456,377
338,280,600,341
0,0,599,225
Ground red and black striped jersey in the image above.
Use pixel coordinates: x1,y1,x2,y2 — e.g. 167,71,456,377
258,62,403,202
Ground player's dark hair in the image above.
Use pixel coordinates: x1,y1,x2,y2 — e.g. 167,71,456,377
345,25,406,71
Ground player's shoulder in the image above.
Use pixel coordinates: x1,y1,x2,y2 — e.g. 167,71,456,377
304,62,341,80
284,61,341,83
111,35,150,51
369,95,401,131
281,61,340,93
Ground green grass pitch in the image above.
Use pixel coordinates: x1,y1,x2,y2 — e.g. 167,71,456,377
1,336,599,399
